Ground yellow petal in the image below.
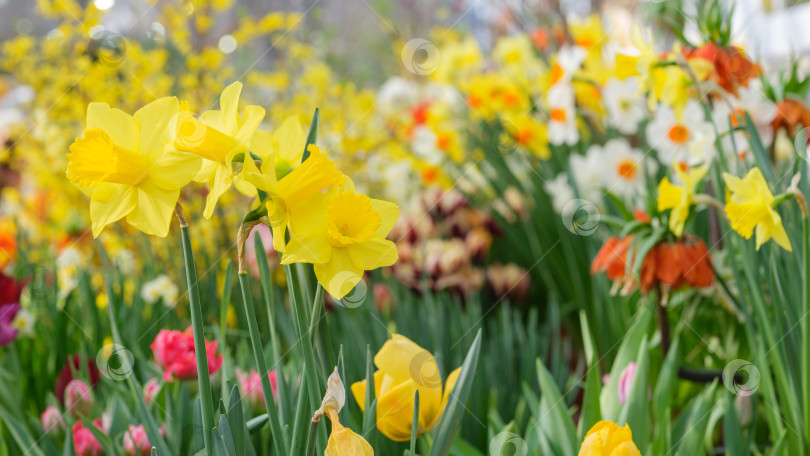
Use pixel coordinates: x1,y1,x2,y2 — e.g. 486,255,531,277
203,163,233,219
148,150,201,191
87,103,140,152
370,199,399,238
273,116,306,167
347,236,397,270
125,182,179,238
89,183,137,237
235,104,265,147
133,97,179,158
429,367,462,430
313,248,363,299
220,81,242,135
656,177,682,211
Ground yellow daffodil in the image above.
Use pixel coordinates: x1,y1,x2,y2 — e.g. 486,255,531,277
657,164,708,236
174,81,265,218
579,421,641,456
724,168,792,251
67,98,201,237
315,368,373,456
659,60,713,118
280,180,398,299
324,407,373,456
241,144,345,253
233,116,306,196
350,334,461,442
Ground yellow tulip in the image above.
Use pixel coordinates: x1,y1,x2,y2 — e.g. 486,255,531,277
280,180,398,299
657,164,708,237
174,81,265,218
579,421,642,456
67,97,201,237
350,334,461,442
724,168,792,251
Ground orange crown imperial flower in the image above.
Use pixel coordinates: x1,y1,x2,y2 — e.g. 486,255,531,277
591,235,714,294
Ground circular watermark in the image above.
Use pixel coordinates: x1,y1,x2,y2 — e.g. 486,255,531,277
401,38,440,76
97,343,135,381
561,199,600,236
489,432,528,456
17,263,54,299
409,351,442,389
327,272,366,308
88,31,127,67
727,48,756,82
498,119,520,154
723,359,760,396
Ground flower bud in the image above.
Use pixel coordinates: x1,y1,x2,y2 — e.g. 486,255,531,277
40,406,64,435
143,378,161,406
123,424,151,456
618,362,636,405
64,379,93,418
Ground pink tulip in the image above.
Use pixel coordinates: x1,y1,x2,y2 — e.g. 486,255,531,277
143,378,161,406
618,362,637,405
72,420,104,456
40,406,64,435
236,368,278,410
151,327,223,381
123,424,151,456
64,379,94,418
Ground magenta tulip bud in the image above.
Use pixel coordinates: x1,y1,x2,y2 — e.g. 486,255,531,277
64,379,94,418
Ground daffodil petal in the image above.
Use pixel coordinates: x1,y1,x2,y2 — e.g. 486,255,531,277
220,81,242,135
87,103,140,152
89,184,137,237
347,236,397,270
370,199,399,237
134,97,179,157
125,183,179,238
313,249,362,299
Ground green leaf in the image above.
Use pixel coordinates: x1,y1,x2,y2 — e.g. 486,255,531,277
535,359,577,456
0,408,46,456
247,414,269,434
652,338,680,422
617,337,650,452
410,390,420,455
226,385,246,456
301,108,319,162
429,330,482,456
578,361,602,441
217,415,238,456
600,307,652,420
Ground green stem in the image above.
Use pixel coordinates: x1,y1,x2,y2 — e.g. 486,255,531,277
178,223,215,455
238,272,287,454
803,216,810,447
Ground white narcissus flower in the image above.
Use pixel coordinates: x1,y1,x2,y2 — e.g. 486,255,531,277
602,77,646,135
11,308,34,336
736,80,778,148
600,138,654,200
141,274,178,307
570,145,604,204
546,83,578,146
544,173,575,213
646,101,715,165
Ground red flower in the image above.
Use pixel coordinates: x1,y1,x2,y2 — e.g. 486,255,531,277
592,235,714,293
683,42,759,95
151,327,223,381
